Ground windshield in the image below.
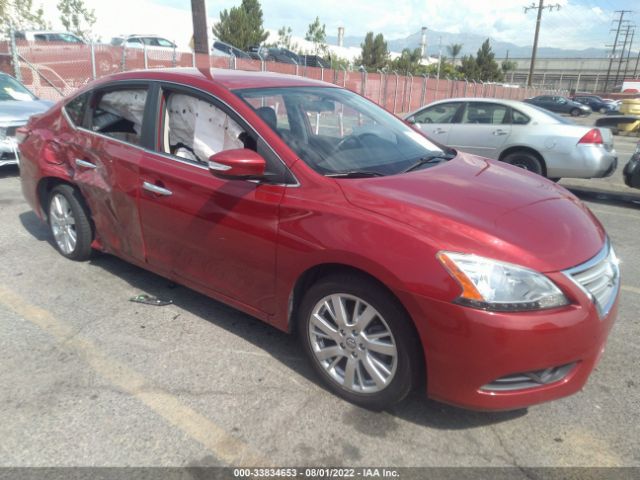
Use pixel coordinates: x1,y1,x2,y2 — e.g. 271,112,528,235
234,86,447,176
0,74,36,102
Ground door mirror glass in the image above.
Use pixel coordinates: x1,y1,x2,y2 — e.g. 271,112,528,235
208,148,266,180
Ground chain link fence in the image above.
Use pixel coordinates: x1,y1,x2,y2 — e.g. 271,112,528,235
0,38,560,112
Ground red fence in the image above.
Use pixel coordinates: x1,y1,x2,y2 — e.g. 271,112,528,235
0,41,556,111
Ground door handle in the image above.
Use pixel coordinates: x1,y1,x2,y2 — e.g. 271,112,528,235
142,181,173,196
75,158,97,169
433,128,447,134
493,129,508,136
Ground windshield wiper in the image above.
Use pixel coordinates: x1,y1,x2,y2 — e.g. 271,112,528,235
402,153,454,173
326,170,385,178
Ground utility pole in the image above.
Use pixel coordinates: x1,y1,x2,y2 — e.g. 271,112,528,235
524,0,561,87
436,36,442,79
604,10,633,92
191,0,209,70
623,28,635,81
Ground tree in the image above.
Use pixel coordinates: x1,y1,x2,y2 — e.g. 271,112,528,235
475,38,503,81
212,0,269,51
357,32,389,70
446,43,463,66
1,0,49,30
305,16,327,56
57,0,96,41
391,48,424,75
274,25,296,50
501,59,517,74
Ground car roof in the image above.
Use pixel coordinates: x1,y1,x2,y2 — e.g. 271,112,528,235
95,68,335,90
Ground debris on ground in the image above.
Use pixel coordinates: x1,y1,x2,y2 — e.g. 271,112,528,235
129,294,173,306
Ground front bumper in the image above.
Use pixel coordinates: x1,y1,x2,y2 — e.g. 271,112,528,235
399,264,619,411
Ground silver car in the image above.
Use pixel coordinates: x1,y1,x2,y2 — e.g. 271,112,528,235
404,98,617,180
0,73,53,167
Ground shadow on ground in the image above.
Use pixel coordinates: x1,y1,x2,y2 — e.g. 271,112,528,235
0,165,19,179
566,185,640,210
18,209,527,431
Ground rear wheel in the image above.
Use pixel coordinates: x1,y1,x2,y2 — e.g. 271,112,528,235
47,184,93,261
298,274,420,410
570,108,581,117
503,151,544,176
599,107,608,114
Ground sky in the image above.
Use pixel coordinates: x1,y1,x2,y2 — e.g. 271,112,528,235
38,0,638,52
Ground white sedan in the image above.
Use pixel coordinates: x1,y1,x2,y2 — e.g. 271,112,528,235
405,98,617,180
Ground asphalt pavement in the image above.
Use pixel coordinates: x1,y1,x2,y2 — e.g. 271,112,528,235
0,117,638,469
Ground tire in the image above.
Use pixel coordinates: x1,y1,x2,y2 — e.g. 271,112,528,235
570,108,580,117
599,107,608,114
298,273,420,410
47,184,93,261
503,151,544,176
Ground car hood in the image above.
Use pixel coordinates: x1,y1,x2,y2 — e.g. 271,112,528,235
0,100,53,123
339,153,605,272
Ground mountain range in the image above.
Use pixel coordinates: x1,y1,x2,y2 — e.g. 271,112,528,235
326,29,614,59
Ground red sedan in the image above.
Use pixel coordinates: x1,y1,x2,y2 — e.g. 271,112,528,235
18,69,620,410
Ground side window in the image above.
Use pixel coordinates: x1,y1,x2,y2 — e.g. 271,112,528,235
461,103,508,125
161,91,249,165
243,94,291,133
88,88,148,145
414,103,462,124
511,109,530,125
64,91,90,126
157,38,174,48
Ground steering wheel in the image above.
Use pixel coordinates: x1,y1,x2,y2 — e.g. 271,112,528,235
333,132,380,153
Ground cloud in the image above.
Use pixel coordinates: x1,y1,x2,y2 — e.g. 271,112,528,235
39,0,629,52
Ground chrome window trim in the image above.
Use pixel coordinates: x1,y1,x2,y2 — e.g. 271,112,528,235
562,238,620,318
61,105,78,130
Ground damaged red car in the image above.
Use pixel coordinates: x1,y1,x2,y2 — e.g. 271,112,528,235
19,69,620,410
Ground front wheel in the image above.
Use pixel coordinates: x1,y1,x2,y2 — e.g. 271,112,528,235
298,273,420,410
48,184,93,261
599,107,608,114
570,108,581,117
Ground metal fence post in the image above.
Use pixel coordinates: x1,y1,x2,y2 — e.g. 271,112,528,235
191,51,196,68
392,71,399,113
435,76,440,101
143,42,148,69
361,69,367,96
90,41,96,79
341,66,347,87
472,80,477,96
406,73,413,112
121,47,127,71
320,67,324,82
172,45,177,67
9,24,22,82
463,79,468,97
594,74,599,93
377,69,384,104
420,74,428,106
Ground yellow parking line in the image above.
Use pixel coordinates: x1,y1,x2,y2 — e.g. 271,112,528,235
0,285,268,467
622,285,640,295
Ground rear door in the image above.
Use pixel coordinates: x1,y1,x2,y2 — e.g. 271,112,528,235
70,83,151,262
447,101,512,159
137,83,291,315
408,101,464,144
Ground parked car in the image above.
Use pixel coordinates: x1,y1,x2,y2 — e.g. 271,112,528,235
14,30,115,80
300,55,331,68
524,95,591,116
211,40,251,59
404,98,617,180
0,73,52,167
18,69,619,411
573,95,618,114
263,47,301,64
623,141,640,188
15,30,84,44
110,35,177,49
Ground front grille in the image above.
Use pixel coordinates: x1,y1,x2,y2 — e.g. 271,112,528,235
564,240,620,318
481,363,576,392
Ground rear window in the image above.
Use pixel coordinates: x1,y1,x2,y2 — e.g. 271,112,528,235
88,88,148,145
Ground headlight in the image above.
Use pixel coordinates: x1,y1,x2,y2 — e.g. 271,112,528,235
437,251,569,312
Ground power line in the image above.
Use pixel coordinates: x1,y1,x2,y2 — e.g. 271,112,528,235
524,0,561,87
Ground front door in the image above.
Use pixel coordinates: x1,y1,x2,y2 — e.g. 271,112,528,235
447,102,512,159
137,85,288,315
410,101,464,145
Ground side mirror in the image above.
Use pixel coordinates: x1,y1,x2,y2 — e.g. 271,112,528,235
406,116,416,124
208,148,266,180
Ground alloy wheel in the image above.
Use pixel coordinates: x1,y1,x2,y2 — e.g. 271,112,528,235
49,193,77,255
307,294,398,394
